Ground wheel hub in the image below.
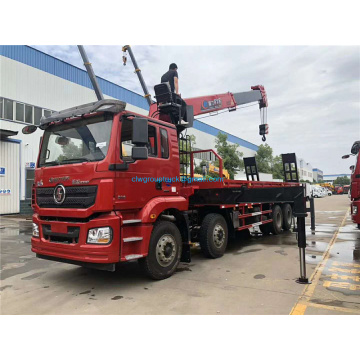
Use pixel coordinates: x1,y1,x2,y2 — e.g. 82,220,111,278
213,224,225,248
156,234,176,267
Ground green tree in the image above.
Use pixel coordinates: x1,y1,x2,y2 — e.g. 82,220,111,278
194,160,207,175
215,132,243,180
334,176,350,186
271,155,284,180
255,144,286,180
180,134,196,175
255,144,273,174
57,140,83,162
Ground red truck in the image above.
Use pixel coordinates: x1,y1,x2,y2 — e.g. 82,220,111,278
22,86,308,280
343,141,360,228
22,45,308,279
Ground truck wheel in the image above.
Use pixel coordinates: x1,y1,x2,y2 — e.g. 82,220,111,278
270,205,283,235
281,203,293,231
199,213,228,258
138,221,182,280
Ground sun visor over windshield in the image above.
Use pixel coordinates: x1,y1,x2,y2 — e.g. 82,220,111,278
39,100,126,129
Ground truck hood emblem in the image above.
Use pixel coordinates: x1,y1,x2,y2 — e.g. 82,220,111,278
49,176,70,183
54,184,66,205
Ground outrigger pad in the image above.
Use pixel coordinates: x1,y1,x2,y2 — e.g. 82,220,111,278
281,153,299,182
243,157,259,181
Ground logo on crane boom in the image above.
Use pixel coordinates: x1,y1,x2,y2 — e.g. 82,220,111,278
201,98,222,111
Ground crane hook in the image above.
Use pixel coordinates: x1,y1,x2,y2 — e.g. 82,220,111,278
262,134,266,142
122,46,127,66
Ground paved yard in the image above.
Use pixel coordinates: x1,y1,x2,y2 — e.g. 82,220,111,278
1,194,359,314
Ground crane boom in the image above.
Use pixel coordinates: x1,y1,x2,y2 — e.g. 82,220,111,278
77,45,104,101
184,85,267,117
150,84,269,141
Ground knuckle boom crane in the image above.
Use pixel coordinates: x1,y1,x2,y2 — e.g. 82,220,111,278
21,45,310,283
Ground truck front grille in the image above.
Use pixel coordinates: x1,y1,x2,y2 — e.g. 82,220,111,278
36,186,97,209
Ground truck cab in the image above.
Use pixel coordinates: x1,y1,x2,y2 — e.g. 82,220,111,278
30,101,188,274
343,141,360,227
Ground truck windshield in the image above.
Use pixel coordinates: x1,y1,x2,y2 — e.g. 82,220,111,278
39,115,113,167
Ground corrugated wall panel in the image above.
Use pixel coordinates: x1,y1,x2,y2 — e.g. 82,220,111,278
0,140,20,214
193,120,258,151
0,45,149,110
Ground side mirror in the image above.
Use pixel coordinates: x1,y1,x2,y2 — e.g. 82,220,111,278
342,154,350,159
22,125,38,134
350,165,355,171
132,146,148,160
132,118,148,145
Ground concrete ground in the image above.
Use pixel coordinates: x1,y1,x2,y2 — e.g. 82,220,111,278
1,194,359,315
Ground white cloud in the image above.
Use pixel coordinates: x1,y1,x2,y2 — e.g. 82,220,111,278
32,45,360,174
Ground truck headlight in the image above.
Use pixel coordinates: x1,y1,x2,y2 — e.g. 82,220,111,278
353,205,358,215
32,223,39,237
87,227,112,244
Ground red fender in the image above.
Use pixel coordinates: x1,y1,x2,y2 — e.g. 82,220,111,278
139,196,189,223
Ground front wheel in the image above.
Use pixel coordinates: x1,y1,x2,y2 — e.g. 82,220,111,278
199,213,228,258
139,221,182,280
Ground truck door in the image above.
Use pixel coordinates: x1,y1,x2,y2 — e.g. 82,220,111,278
114,118,178,210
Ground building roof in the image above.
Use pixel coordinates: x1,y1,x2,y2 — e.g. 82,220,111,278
0,45,258,151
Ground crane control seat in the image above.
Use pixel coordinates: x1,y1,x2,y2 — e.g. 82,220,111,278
154,82,183,123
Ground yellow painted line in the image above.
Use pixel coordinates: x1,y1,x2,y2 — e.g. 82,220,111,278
327,273,360,282
291,303,308,315
290,209,349,315
332,261,360,268
304,301,360,315
323,280,360,291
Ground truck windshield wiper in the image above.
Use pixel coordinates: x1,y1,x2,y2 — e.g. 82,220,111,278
43,160,61,167
60,158,90,164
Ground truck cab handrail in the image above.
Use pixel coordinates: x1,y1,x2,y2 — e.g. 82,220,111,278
190,149,223,179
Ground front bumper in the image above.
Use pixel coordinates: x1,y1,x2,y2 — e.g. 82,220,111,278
31,212,121,264
351,200,360,225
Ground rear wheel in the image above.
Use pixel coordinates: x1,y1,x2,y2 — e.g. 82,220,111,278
281,203,293,231
270,205,283,235
139,221,182,280
199,213,228,258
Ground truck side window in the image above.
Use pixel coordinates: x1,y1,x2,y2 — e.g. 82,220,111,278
121,119,157,159
160,128,169,158
121,119,134,160
147,126,157,157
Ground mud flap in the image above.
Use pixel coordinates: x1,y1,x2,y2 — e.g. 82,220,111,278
181,242,191,263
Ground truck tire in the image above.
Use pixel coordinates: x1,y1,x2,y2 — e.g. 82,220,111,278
270,205,283,235
199,213,228,258
281,203,293,231
138,221,182,280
